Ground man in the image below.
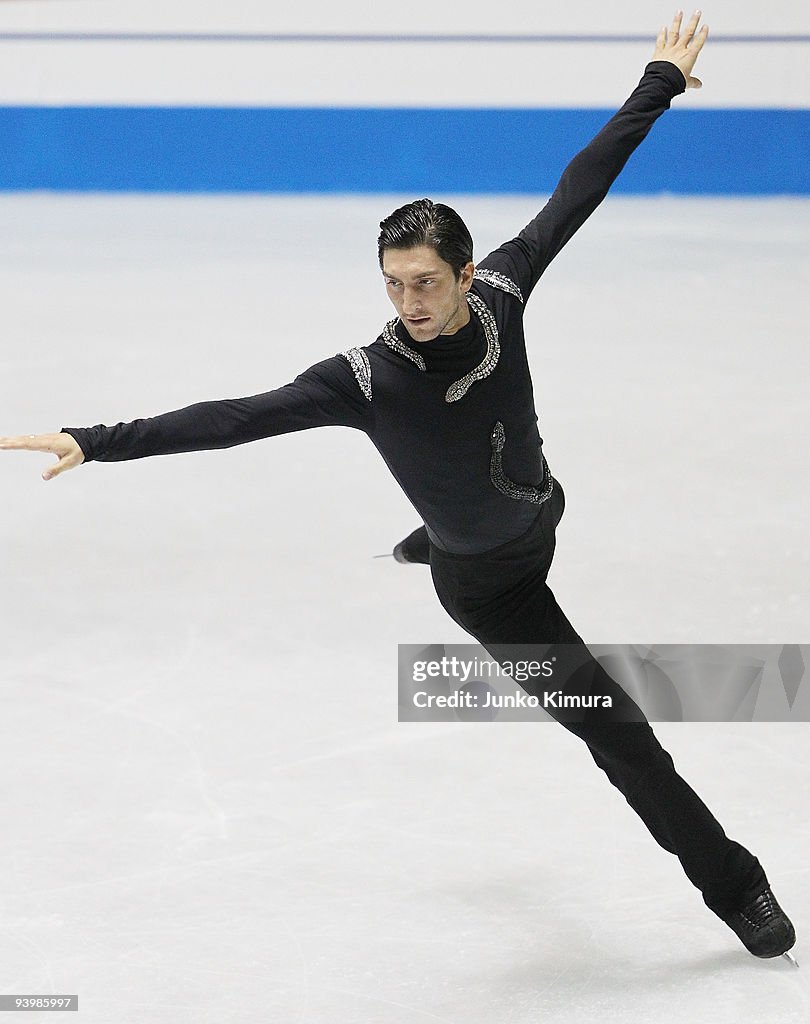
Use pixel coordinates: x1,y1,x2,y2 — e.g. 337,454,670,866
0,11,798,962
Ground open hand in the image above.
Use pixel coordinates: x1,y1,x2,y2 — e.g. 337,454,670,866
0,432,85,480
652,10,709,89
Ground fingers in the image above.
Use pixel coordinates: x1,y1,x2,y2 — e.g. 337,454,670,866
683,10,709,49
42,459,65,482
691,20,709,53
0,435,37,451
42,450,81,481
660,10,709,50
0,432,82,480
669,9,684,43
0,432,72,452
684,11,708,50
682,10,698,44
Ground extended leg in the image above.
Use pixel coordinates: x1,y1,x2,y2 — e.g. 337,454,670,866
551,671,795,960
451,578,791,956
477,623,769,917
426,488,795,958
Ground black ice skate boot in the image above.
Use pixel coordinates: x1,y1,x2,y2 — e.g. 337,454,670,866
721,886,797,963
393,525,431,565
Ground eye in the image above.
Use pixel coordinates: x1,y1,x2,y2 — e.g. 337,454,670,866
420,279,435,286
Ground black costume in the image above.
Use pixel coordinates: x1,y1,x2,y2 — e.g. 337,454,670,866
61,62,778,929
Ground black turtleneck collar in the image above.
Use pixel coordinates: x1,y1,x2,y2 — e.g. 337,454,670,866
393,305,486,374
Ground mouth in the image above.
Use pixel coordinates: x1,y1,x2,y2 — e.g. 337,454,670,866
406,316,431,326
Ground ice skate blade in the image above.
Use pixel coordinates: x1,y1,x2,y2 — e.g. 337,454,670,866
782,950,799,968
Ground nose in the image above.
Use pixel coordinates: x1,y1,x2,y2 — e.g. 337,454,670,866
401,286,423,316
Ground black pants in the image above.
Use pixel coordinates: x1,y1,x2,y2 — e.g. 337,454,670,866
412,479,767,918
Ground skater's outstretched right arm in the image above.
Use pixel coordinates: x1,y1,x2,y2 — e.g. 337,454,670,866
0,354,372,481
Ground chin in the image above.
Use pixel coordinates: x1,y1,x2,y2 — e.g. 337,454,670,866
404,324,440,343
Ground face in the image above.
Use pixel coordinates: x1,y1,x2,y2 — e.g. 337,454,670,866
382,245,474,342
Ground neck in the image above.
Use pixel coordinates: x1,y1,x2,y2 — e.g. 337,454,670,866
440,296,471,336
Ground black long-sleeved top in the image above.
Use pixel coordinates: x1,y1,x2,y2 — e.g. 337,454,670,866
61,61,686,554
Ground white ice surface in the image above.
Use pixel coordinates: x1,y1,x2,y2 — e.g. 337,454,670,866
0,195,808,1023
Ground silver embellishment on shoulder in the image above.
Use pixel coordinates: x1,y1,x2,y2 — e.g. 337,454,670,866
337,347,372,402
489,420,553,506
381,319,427,371
445,292,500,403
473,268,524,304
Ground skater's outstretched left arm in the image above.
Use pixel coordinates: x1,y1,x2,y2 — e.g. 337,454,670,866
478,10,709,303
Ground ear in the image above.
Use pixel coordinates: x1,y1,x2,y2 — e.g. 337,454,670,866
459,261,475,292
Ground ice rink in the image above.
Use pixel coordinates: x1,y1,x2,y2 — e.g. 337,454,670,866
1,193,808,1022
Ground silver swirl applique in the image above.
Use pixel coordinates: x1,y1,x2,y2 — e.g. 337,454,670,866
490,421,553,506
473,268,524,304
381,319,426,371
445,292,500,403
337,347,372,402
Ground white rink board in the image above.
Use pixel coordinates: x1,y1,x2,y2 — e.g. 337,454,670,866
0,0,808,107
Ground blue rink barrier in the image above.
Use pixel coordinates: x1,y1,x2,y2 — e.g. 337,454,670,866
0,106,807,194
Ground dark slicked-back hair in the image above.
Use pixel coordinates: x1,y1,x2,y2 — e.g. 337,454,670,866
378,198,474,279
